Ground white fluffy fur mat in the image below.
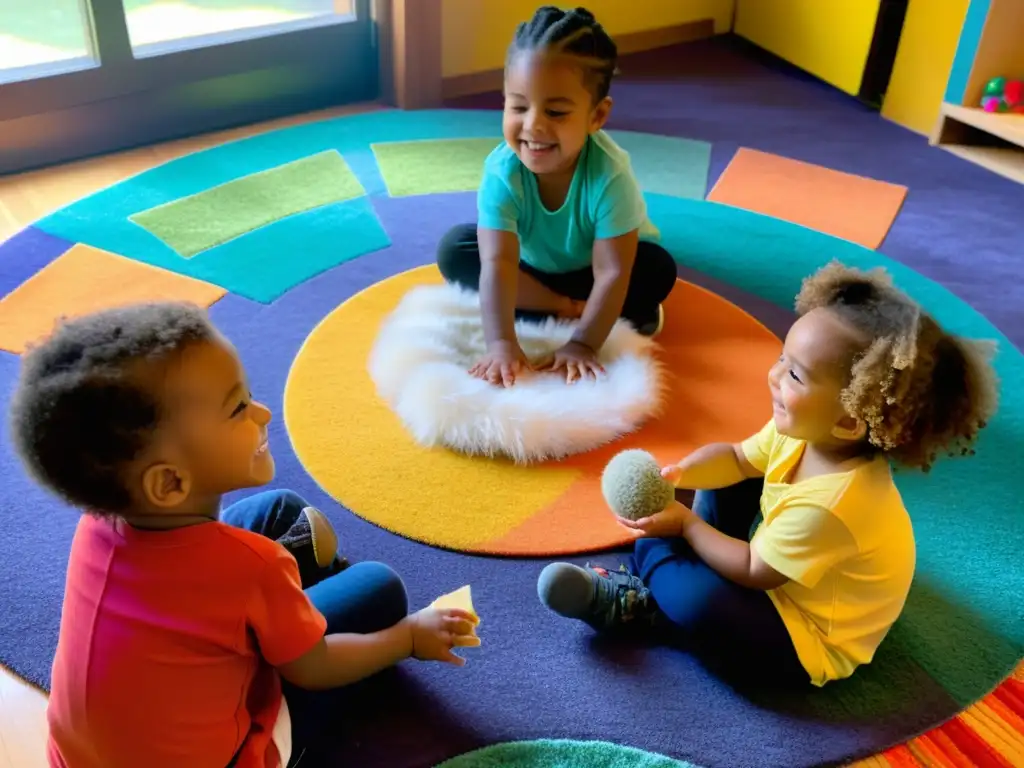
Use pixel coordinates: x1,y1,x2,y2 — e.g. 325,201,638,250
368,283,666,463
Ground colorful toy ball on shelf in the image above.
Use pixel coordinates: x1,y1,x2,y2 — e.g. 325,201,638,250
981,76,1024,113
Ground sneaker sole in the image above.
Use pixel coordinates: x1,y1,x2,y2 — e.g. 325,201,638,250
302,506,339,569
651,304,665,338
638,304,665,338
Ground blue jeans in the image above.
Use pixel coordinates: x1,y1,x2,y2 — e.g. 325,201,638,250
220,490,409,766
629,480,808,687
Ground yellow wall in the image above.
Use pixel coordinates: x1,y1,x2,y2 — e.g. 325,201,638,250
733,0,882,97
441,0,735,78
882,0,971,134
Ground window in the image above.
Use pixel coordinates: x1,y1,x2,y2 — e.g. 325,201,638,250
0,0,378,174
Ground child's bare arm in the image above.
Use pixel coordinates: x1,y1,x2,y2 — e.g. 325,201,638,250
680,514,790,590
277,608,478,691
278,621,413,690
478,227,521,350
663,443,764,489
571,230,637,351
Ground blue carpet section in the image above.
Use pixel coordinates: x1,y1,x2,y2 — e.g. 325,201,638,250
0,227,75,293
607,130,712,199
2,38,1022,768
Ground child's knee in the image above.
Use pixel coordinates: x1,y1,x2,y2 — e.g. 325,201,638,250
637,242,677,287
354,562,408,625
274,489,309,511
436,224,477,275
657,590,718,633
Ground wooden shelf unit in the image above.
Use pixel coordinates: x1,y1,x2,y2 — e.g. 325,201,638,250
931,0,1024,183
932,103,1024,183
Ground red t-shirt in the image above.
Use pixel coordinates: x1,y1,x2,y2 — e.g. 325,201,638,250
47,514,327,768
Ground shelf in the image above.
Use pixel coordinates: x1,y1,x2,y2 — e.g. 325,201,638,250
942,144,1024,184
932,102,1024,184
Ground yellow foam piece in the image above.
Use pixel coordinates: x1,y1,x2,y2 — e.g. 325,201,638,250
429,585,480,625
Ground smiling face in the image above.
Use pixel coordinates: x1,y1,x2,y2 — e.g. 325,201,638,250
502,51,611,177
768,308,868,445
134,334,275,515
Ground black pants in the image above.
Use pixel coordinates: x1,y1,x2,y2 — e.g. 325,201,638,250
436,223,677,329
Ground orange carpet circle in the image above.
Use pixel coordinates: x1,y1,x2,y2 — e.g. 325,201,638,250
284,265,782,556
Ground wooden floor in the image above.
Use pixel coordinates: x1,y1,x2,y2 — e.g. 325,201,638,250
0,101,375,767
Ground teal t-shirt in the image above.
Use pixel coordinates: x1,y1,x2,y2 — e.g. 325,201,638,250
476,130,659,274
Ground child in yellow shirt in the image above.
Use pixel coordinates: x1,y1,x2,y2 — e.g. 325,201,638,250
538,262,998,686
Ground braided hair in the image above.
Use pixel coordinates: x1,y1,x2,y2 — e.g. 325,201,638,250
507,6,619,102
795,261,999,472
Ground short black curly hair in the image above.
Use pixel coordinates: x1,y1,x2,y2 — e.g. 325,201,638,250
507,6,619,102
796,262,999,472
9,302,216,516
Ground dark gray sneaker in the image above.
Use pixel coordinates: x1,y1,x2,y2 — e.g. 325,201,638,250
537,562,659,632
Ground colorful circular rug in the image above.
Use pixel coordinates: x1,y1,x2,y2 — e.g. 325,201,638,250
0,109,1021,768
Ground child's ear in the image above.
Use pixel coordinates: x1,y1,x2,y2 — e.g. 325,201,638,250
590,96,612,132
141,463,192,508
831,415,867,442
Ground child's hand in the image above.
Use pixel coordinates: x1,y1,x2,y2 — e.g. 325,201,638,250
618,501,695,540
539,341,605,384
408,607,480,666
470,341,532,388
661,465,682,485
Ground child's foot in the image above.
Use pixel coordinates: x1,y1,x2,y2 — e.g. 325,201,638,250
635,304,665,338
537,562,659,632
277,507,350,585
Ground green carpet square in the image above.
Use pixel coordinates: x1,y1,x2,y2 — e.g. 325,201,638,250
129,150,364,257
372,137,502,197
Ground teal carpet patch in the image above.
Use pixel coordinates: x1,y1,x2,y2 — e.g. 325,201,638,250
436,740,697,768
648,193,1024,707
129,150,364,258
608,130,712,199
184,197,389,303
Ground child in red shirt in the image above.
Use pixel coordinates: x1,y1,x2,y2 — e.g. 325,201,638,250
10,302,479,768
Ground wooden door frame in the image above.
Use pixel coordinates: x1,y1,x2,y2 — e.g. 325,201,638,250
379,0,443,109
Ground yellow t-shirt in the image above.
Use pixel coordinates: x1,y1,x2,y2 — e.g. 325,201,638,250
741,419,916,686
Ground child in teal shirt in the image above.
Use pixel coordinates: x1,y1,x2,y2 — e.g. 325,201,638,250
436,6,677,388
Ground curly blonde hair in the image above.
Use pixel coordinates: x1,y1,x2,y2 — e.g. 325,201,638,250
795,262,999,472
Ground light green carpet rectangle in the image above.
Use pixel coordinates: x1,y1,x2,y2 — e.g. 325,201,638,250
129,150,364,257
372,137,502,197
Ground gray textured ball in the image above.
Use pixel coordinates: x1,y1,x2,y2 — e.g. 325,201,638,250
601,449,675,521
